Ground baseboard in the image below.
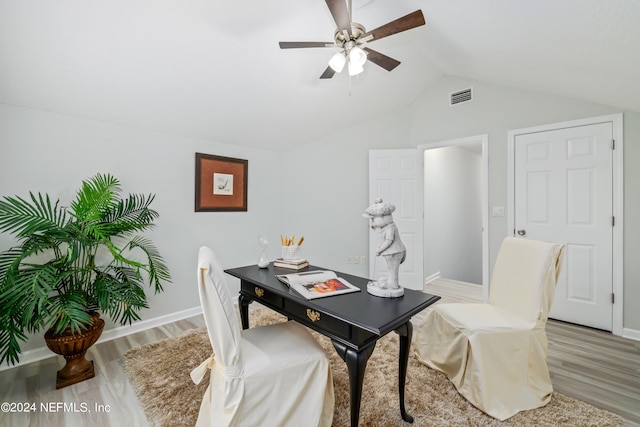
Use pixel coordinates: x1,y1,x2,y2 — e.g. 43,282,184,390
424,271,441,286
100,306,203,342
622,327,640,342
0,306,203,371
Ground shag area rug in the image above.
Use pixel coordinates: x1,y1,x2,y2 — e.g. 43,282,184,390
122,308,627,426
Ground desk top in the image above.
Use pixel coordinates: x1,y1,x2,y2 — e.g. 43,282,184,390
225,263,440,337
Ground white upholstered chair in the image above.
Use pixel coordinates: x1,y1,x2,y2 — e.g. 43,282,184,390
191,246,334,427
415,237,565,420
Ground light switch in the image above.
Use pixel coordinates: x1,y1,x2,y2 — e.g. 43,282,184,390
492,206,505,217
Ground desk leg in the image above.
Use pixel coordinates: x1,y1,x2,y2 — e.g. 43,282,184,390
394,321,414,423
238,294,252,330
332,341,376,427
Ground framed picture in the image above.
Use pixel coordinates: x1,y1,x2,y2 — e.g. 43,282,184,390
195,153,248,212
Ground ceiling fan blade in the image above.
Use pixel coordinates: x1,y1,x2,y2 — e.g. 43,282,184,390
325,0,352,34
320,66,336,79
362,10,425,41
279,41,334,49
363,47,400,72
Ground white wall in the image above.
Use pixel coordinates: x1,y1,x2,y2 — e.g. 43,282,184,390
285,76,640,332
424,146,482,284
410,76,640,331
2,71,639,364
282,108,412,277
0,104,285,358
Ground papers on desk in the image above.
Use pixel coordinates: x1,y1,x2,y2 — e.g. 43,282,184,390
276,270,360,300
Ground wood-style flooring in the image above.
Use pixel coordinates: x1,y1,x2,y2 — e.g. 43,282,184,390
0,316,206,427
0,278,638,426
424,278,640,426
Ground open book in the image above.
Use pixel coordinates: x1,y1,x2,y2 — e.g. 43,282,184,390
276,270,360,300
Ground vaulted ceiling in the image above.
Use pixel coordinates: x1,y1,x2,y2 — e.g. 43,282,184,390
1,0,639,151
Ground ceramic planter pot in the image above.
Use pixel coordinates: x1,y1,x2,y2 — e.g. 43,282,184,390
44,312,105,389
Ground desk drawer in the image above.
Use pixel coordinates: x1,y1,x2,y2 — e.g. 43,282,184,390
284,299,350,340
243,283,283,308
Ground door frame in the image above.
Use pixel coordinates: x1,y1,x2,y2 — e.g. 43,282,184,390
418,134,490,301
507,113,624,336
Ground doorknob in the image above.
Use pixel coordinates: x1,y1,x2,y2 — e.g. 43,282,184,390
517,229,527,236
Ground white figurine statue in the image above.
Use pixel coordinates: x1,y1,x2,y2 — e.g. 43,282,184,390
363,198,406,298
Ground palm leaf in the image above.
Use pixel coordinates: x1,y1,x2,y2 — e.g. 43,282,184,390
93,268,147,324
128,235,171,292
0,264,63,332
0,193,67,238
0,247,23,284
0,318,28,365
70,173,120,223
105,193,158,227
47,291,92,334
88,194,158,243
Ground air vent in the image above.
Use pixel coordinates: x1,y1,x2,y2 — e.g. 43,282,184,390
450,87,473,106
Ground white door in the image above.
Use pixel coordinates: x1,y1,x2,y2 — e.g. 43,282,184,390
369,149,424,290
514,122,613,330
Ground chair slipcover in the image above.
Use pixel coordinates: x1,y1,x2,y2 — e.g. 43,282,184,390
191,246,334,427
415,237,565,420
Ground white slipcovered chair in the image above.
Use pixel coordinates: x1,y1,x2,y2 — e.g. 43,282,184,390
415,237,565,420
191,246,335,427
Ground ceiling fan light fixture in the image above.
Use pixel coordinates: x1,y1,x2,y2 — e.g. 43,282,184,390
348,59,364,76
328,51,347,73
348,45,367,67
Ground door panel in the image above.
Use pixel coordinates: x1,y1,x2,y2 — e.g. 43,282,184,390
369,149,423,290
514,122,613,330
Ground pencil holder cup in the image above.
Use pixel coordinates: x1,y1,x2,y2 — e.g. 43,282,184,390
282,245,302,261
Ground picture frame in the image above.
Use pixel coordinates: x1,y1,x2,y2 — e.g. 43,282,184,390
195,153,248,212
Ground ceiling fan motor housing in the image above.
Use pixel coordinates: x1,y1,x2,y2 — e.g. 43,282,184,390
334,22,366,46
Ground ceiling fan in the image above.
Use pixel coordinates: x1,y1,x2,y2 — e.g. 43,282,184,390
279,0,425,79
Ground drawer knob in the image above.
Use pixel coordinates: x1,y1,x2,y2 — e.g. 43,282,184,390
255,287,265,297
306,309,321,322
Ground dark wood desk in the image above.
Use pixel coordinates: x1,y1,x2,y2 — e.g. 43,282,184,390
225,264,440,427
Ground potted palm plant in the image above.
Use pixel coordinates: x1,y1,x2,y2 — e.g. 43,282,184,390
0,173,171,388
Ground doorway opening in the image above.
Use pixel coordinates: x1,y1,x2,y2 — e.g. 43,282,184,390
419,135,489,300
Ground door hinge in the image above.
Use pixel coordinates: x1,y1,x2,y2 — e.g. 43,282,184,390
612,216,615,227
612,139,615,150
612,293,615,304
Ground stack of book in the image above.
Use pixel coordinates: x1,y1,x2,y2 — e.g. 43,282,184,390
273,258,309,270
